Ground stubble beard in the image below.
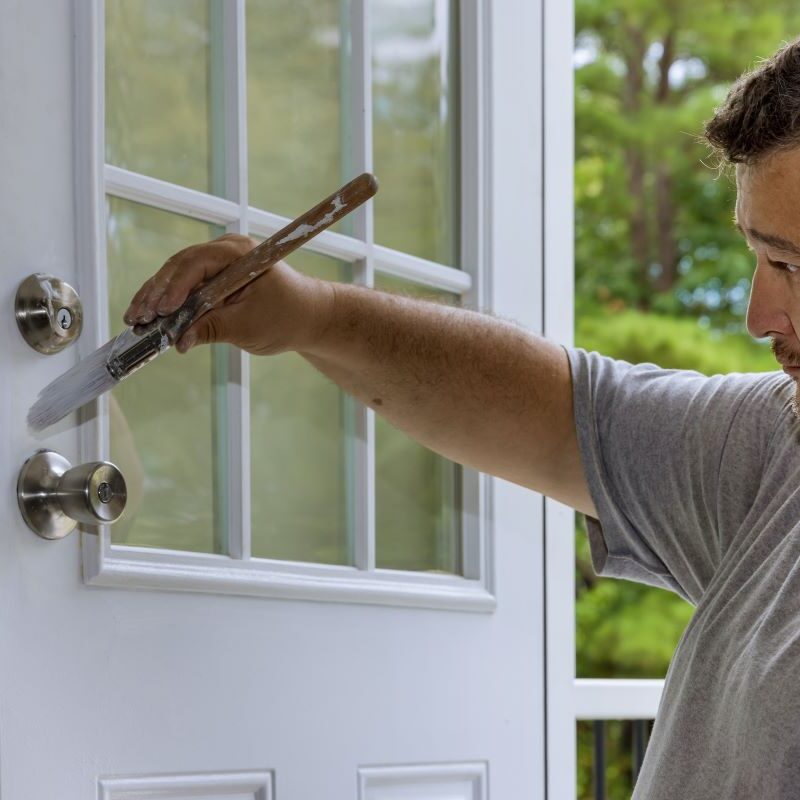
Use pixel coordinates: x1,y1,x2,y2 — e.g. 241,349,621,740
771,339,800,419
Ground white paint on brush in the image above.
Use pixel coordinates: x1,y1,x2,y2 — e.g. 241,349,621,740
277,194,345,246
27,335,120,430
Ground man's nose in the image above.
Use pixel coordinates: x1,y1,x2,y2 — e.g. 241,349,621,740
746,261,794,339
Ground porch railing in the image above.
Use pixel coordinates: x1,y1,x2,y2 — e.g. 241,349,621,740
579,719,654,799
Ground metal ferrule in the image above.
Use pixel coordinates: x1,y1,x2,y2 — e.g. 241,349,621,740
106,326,170,381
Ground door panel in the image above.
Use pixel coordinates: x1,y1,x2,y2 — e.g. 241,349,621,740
0,1,544,797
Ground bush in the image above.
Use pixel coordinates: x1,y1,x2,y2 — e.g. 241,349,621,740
575,308,777,376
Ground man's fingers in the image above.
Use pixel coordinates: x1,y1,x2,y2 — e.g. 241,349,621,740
175,308,230,353
123,235,254,326
123,239,240,324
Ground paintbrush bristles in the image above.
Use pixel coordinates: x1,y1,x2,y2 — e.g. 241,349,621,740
27,335,120,431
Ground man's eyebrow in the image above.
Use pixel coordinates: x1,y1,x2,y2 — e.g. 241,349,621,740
736,223,800,257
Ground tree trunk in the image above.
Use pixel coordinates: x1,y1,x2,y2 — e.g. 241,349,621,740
653,166,679,292
622,26,651,309
653,29,679,293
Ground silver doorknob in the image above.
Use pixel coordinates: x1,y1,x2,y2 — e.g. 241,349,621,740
17,449,127,539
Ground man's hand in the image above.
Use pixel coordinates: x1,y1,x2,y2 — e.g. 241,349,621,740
123,233,334,357
123,233,597,517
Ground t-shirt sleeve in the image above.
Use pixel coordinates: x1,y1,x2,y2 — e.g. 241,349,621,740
564,345,787,605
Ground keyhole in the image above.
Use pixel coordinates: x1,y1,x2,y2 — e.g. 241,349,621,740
97,482,113,504
57,307,72,330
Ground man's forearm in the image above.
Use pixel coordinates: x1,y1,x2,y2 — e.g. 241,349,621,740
302,281,590,510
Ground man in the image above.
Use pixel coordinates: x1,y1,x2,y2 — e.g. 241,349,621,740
125,39,800,798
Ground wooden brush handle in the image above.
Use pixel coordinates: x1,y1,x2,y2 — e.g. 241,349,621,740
159,172,378,344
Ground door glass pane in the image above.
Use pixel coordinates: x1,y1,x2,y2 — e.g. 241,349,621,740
250,251,353,564
374,275,461,573
107,197,225,553
247,0,348,228
372,0,460,265
106,0,220,193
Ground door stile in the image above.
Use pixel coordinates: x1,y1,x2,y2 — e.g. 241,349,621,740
348,0,376,572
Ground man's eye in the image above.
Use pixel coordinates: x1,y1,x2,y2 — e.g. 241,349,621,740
769,259,800,274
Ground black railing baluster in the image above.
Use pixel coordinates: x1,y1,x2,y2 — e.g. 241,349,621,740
580,718,653,797
593,719,606,800
632,719,649,784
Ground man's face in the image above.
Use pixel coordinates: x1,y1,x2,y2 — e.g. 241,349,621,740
738,148,800,415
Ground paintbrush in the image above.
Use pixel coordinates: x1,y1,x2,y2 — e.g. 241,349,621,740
28,172,378,431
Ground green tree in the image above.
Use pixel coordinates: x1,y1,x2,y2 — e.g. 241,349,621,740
574,7,800,795
576,0,800,331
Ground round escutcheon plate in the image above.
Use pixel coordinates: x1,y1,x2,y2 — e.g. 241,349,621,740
15,272,83,354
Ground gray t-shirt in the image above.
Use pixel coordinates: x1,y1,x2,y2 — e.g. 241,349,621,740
566,345,800,799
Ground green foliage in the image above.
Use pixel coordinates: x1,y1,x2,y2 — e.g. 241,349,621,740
575,514,695,679
575,0,800,330
573,0,797,687
575,307,777,376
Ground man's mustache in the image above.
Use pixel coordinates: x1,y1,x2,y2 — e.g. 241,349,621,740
772,339,800,366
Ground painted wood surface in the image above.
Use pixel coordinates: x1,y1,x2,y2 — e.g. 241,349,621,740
0,0,545,797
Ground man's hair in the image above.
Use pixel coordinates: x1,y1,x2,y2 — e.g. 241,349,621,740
705,38,800,165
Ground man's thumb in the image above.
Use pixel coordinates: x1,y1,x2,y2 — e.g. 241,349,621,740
176,309,229,353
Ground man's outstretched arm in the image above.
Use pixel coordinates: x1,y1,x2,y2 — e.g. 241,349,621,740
123,234,597,517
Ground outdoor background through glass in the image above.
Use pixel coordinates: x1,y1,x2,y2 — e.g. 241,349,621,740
375,275,462,574
250,250,354,565
247,0,347,228
574,1,800,796
106,0,216,194
372,0,460,266
107,198,224,553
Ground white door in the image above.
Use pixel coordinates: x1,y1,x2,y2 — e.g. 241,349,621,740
2,0,545,797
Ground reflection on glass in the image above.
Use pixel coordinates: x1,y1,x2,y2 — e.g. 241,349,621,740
107,197,225,553
106,0,219,193
372,0,460,265
375,274,461,573
250,250,353,564
247,0,347,227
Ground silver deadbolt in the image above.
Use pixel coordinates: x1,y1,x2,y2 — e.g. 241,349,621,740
17,450,127,540
15,273,83,354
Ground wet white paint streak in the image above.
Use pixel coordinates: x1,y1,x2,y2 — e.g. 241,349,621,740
40,276,58,322
277,194,345,246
